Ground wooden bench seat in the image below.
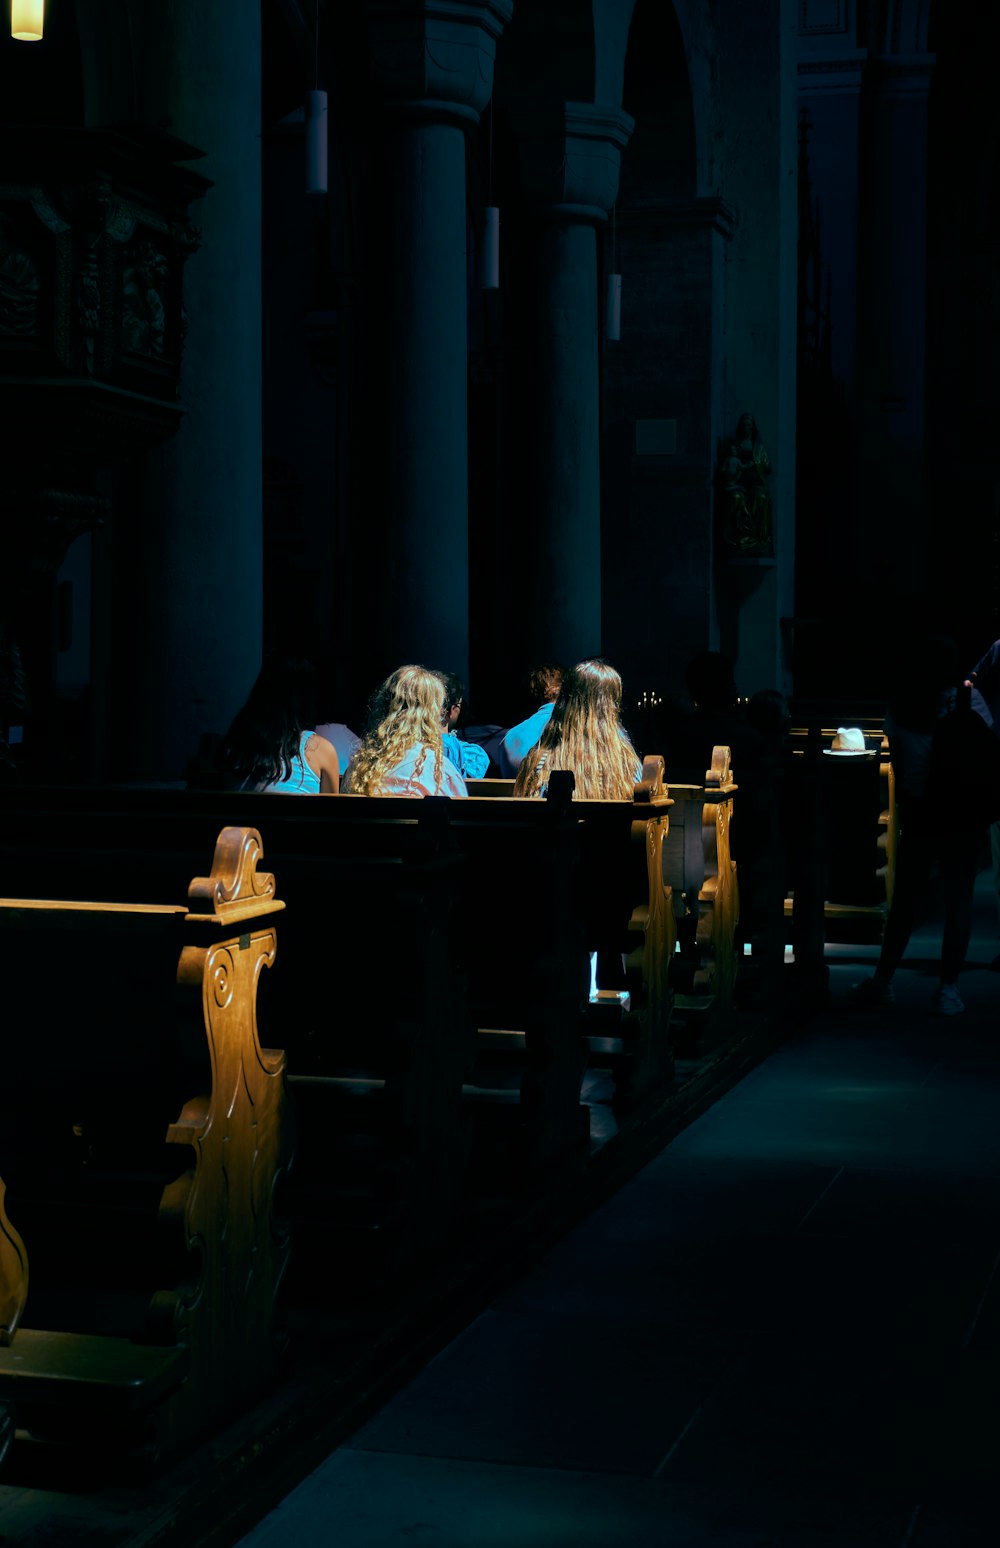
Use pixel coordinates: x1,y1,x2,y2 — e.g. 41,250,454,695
0,825,290,1473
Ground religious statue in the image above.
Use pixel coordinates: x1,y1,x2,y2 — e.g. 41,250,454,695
718,412,773,556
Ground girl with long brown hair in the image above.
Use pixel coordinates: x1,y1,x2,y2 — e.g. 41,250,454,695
343,664,467,797
512,658,640,799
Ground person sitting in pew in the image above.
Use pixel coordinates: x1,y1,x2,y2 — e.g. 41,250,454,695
343,664,468,797
434,671,490,780
497,662,565,775
512,658,641,799
216,654,340,793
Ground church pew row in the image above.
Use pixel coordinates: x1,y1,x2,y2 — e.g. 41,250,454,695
0,792,473,1290
785,717,896,943
156,764,683,1178
0,826,290,1474
0,755,739,1291
467,747,740,1058
459,758,676,1114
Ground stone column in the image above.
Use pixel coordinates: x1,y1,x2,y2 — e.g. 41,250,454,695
856,54,934,601
362,0,512,688
602,198,734,700
507,104,633,668
89,2,264,782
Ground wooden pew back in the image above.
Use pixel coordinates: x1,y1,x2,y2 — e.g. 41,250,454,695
0,823,289,1468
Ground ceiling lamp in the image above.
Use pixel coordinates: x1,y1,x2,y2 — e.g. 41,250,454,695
11,1,44,41
304,3,327,195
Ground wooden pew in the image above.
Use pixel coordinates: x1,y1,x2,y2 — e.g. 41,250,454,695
785,717,897,961
462,751,739,1080
0,826,289,1472
13,790,472,1284
468,756,678,1110
0,761,736,1289
655,747,740,1054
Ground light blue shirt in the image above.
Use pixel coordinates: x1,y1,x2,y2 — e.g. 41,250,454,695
442,732,490,780
498,702,555,776
258,730,322,794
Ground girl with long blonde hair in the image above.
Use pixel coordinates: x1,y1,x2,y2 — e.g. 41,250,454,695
512,658,641,800
343,664,468,797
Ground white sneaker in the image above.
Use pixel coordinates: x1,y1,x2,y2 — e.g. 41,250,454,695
933,983,965,1017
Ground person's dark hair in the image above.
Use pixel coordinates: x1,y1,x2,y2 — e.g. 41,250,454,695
528,663,565,705
217,655,319,790
685,651,737,711
435,671,465,716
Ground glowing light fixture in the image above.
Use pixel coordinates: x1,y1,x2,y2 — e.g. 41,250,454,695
481,100,500,291
11,0,44,40
305,90,328,194
605,272,622,342
605,204,621,342
304,2,327,194
482,206,500,290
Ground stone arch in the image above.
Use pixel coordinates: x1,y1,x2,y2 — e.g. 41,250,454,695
619,0,700,204
497,0,596,103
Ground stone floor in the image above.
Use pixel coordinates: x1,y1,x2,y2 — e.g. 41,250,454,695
234,872,1000,1548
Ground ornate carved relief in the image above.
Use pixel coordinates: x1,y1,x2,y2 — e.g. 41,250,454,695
0,215,39,336
149,827,290,1445
121,238,169,360
624,755,676,1097
0,129,210,451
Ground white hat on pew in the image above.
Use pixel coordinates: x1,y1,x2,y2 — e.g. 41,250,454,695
824,726,872,756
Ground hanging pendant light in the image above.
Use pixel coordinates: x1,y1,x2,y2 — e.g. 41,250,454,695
11,1,44,40
605,204,621,342
304,3,327,194
605,272,622,342
482,206,500,291
305,90,328,194
481,100,500,291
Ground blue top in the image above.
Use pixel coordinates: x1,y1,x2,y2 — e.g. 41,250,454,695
442,732,490,780
497,702,555,776
258,730,322,794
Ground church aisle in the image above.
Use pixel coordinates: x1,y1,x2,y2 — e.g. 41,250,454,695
236,876,1000,1548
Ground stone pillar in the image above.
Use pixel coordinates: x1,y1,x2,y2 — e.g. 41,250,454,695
362,0,512,688
602,198,734,701
508,104,633,668
857,54,934,602
715,0,799,700
91,3,264,782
